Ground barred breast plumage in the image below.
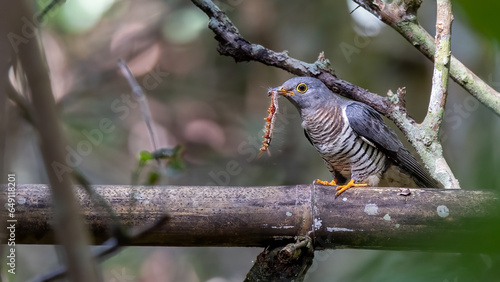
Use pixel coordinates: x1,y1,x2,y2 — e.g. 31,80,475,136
302,104,389,186
272,76,439,195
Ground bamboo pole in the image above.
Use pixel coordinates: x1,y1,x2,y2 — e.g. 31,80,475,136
5,184,500,252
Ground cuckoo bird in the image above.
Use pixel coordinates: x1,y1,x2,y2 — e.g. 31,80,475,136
272,77,438,196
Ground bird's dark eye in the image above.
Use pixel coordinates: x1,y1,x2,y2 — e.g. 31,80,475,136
296,83,308,93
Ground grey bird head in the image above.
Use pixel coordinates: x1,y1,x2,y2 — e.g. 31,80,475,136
272,77,335,111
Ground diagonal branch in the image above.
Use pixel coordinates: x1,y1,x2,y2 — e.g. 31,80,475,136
6,65,125,236
423,0,453,132
191,0,459,188
31,215,170,282
192,0,392,115
350,0,461,188
353,0,500,117
117,59,159,153
417,0,459,188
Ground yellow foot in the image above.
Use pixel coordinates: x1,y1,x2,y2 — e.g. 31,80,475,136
314,178,338,186
334,179,367,197
314,179,367,197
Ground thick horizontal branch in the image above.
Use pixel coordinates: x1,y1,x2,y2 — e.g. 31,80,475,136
6,184,500,253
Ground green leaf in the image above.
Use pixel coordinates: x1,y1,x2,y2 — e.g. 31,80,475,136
139,150,153,162
454,0,500,42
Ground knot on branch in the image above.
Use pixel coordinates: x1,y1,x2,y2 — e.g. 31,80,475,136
314,51,335,75
387,87,407,108
215,36,254,62
395,0,422,19
207,15,253,62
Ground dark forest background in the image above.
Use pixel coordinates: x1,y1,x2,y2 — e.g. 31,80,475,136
5,0,500,281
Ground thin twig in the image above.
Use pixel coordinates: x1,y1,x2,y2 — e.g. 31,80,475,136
31,215,170,282
72,170,123,228
36,0,65,22
6,60,125,230
117,59,159,153
6,73,35,125
192,0,392,115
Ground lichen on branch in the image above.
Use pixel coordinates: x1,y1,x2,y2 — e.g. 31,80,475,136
353,0,500,117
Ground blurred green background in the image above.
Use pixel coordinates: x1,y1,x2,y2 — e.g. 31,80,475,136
4,0,500,281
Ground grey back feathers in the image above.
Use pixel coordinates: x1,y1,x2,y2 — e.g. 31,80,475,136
345,102,438,188
278,76,438,188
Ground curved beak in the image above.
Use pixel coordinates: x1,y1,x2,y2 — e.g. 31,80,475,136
268,86,294,96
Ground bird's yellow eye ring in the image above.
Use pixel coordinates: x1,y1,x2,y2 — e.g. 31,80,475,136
296,83,308,93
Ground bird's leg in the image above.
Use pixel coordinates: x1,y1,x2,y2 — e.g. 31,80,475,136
314,178,367,197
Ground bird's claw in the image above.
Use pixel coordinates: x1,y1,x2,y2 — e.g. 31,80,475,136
314,179,338,186
334,180,367,197
314,179,367,197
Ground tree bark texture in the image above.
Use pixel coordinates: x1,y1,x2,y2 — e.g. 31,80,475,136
5,184,500,253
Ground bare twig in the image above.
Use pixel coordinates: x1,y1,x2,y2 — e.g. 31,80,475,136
417,0,459,188
191,0,459,187
29,239,120,282
31,215,170,282
6,61,123,233
36,0,65,22
6,70,35,125
117,59,159,153
353,0,500,117
192,0,392,114
3,2,100,281
424,0,453,131
72,170,122,228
